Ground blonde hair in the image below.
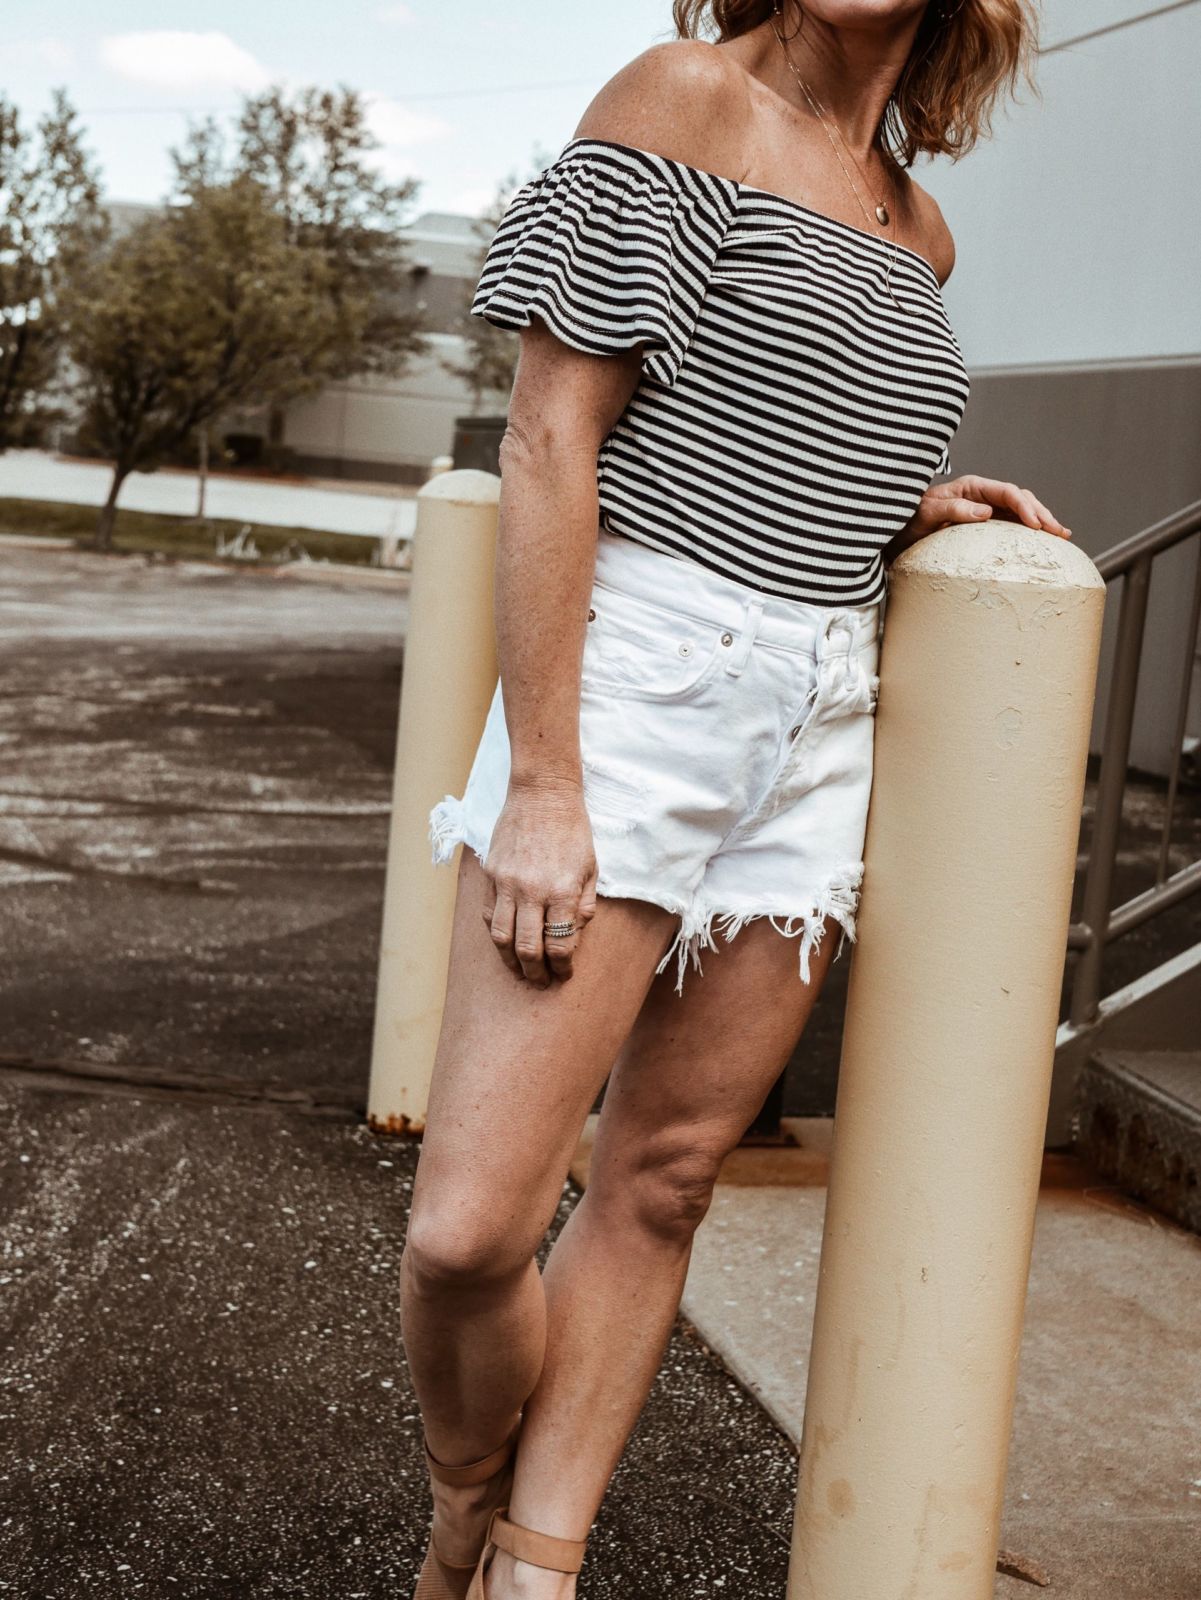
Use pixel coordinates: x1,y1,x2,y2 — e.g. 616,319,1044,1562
671,0,1040,166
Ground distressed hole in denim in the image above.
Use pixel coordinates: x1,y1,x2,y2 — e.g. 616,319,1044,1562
582,757,645,836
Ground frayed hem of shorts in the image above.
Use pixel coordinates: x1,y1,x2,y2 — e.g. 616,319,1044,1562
655,861,865,997
428,795,490,868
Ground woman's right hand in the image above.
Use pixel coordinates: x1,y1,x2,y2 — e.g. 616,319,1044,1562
481,777,598,987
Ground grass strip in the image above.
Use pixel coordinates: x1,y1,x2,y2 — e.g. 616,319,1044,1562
0,496,383,566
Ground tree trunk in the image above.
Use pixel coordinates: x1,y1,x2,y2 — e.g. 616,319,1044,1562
196,430,209,520
93,466,126,552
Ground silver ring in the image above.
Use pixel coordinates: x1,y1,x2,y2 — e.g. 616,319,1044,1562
543,919,577,939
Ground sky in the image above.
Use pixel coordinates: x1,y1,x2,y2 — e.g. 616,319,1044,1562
3,0,679,218
5,2,1195,366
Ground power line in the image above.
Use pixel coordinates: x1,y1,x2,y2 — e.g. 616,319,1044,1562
74,1,1201,119
392,75,598,102
1040,0,1199,54
77,76,598,118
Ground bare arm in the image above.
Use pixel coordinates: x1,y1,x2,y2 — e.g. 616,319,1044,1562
482,325,642,988
481,43,748,988
494,327,640,790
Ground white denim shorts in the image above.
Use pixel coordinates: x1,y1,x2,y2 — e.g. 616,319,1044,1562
429,528,885,994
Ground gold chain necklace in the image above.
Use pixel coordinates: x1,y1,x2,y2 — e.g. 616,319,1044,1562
768,4,904,309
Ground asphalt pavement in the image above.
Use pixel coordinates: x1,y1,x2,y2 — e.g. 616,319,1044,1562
2,539,1197,1599
0,542,799,1599
1,1083,798,1599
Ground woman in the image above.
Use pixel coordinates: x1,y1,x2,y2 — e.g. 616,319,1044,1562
406,3,1066,1596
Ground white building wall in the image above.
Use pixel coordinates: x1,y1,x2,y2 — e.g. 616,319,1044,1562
929,0,1200,370
916,0,1200,774
282,336,477,478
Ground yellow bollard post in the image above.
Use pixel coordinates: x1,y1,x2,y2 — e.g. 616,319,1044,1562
789,521,1105,1599
367,469,501,1135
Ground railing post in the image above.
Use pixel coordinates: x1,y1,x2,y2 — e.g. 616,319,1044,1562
788,521,1105,1600
1068,554,1152,1025
367,469,501,1134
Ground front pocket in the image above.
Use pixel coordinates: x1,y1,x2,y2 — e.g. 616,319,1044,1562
581,594,724,703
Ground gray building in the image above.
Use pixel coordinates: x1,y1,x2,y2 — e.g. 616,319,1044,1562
921,0,1200,776
224,209,498,487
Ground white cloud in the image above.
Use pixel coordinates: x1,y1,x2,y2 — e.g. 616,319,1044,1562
100,31,271,94
377,3,418,23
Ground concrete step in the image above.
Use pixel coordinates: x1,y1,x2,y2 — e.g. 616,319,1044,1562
1075,1048,1201,1233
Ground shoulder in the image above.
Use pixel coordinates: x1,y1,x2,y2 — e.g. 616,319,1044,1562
897,169,957,287
572,40,752,181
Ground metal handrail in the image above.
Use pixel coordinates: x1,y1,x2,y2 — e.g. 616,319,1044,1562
1066,498,1201,1028
1093,497,1201,581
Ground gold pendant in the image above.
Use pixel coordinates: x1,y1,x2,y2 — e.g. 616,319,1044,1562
875,203,889,225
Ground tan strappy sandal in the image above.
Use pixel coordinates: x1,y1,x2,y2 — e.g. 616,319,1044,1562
414,1422,522,1600
465,1506,587,1599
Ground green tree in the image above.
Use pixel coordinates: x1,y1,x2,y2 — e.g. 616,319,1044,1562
63,176,331,549
443,151,552,412
0,90,104,450
173,85,427,385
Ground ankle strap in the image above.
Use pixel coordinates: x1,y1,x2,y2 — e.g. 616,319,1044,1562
423,1421,519,1488
487,1508,587,1575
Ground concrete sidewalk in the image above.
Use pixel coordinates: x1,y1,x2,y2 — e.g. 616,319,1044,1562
0,449,417,541
574,1120,1201,1599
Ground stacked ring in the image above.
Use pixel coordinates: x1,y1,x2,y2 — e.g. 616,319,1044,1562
544,920,577,939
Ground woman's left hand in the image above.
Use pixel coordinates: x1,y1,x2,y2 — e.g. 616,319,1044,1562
892,475,1072,560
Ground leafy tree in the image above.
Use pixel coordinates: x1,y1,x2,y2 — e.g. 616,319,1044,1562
443,151,552,412
173,85,427,385
63,82,429,549
0,90,103,450
63,176,332,549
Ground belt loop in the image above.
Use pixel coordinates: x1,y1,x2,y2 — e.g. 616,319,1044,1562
817,609,854,660
726,597,765,677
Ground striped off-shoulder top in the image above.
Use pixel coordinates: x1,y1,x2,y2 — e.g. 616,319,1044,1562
472,137,971,607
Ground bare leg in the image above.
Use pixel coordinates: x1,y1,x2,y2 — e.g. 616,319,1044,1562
485,916,845,1599
401,850,676,1568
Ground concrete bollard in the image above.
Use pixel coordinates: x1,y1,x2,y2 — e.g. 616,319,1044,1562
367,469,501,1134
789,522,1106,1599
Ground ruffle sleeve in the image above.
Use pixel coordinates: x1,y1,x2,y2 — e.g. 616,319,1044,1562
471,138,739,389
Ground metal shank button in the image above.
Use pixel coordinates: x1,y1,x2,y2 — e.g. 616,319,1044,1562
721,632,734,647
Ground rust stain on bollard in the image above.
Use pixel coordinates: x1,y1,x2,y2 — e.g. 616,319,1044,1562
368,1110,426,1138
826,1478,856,1518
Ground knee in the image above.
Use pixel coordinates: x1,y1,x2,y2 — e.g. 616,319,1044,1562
609,1132,729,1245
403,1200,531,1296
